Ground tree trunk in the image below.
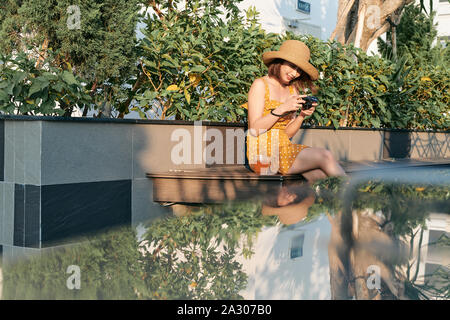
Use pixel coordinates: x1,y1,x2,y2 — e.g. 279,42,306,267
328,212,353,299
35,37,49,69
391,24,397,60
389,6,406,60
83,79,98,117
349,209,409,299
117,71,146,118
331,0,414,51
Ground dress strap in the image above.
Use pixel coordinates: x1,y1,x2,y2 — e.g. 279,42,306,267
261,78,270,100
289,85,295,95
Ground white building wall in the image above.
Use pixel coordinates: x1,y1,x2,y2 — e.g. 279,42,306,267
237,0,339,40
435,0,450,43
238,215,332,300
237,1,450,53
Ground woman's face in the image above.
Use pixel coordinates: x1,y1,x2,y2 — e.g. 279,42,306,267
277,187,297,206
279,61,302,85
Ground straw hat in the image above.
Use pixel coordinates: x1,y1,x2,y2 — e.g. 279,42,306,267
262,190,316,225
262,40,319,81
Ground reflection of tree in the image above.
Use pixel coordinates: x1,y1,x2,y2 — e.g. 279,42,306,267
2,177,448,300
314,177,449,300
327,208,409,300
2,201,277,300
2,226,143,299
140,202,277,299
327,211,352,299
350,181,449,299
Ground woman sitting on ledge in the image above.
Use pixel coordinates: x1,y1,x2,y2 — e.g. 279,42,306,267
243,40,346,182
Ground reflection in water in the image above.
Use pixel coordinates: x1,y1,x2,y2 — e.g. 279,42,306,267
1,171,449,300
325,177,449,300
1,201,278,300
1,226,143,299
261,182,316,225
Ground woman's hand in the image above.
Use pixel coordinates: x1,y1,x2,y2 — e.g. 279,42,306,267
284,101,317,139
298,102,318,118
275,94,306,115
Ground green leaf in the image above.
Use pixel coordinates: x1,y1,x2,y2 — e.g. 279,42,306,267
42,72,58,81
184,89,191,105
13,72,27,84
332,118,339,129
370,118,381,128
40,99,55,113
190,65,206,73
372,184,384,193
0,89,9,102
61,71,78,85
0,81,8,89
29,81,45,97
378,74,389,85
182,108,190,118
53,82,64,93
143,90,158,101
5,83,14,95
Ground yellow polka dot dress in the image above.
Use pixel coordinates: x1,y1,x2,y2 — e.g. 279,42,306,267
243,79,309,175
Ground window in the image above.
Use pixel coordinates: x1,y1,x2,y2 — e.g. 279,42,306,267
438,36,449,47
290,233,305,259
297,1,311,14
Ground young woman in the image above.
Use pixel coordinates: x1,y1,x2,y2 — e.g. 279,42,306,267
244,40,346,182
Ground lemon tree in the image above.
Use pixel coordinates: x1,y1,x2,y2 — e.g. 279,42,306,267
132,1,276,121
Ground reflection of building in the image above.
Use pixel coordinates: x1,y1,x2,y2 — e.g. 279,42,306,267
415,212,450,285
238,215,331,299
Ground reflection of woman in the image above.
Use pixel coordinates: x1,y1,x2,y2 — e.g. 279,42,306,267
244,40,346,182
262,182,315,225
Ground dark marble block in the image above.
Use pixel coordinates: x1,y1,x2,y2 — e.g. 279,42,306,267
0,120,4,181
25,185,41,248
383,131,411,159
11,180,132,248
41,179,132,247
13,184,25,246
13,184,40,247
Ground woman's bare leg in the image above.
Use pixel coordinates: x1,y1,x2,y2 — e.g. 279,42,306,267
286,147,346,177
301,168,328,183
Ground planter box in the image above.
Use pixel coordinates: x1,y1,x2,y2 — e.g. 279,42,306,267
291,127,385,161
383,131,450,159
0,115,449,258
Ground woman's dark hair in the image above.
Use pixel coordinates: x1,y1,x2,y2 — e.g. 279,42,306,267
262,182,314,208
267,58,318,94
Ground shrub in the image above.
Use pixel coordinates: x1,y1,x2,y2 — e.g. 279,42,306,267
0,52,91,116
133,3,276,121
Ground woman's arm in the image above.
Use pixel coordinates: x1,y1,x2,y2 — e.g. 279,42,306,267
247,78,283,136
284,113,306,139
248,78,302,137
285,105,317,139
